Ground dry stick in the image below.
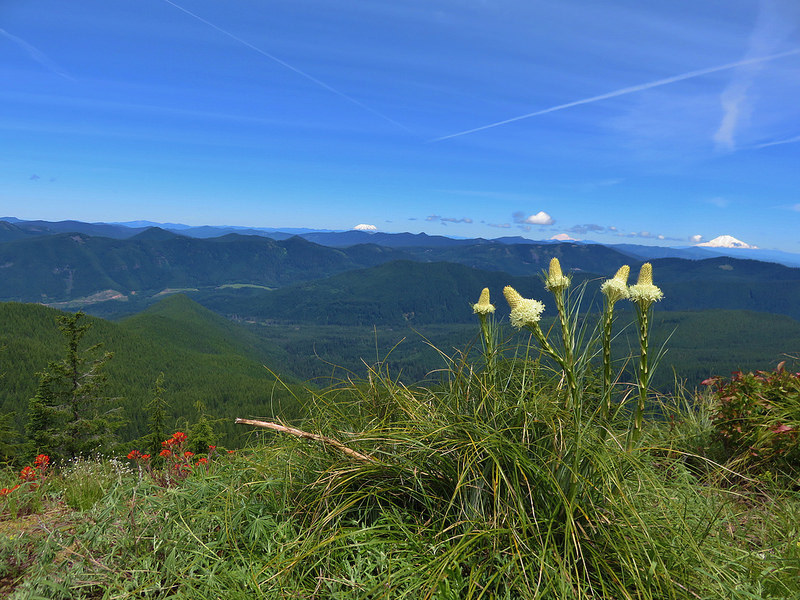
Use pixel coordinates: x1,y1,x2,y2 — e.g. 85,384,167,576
235,418,377,463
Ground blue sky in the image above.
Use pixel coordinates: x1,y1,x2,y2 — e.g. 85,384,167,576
2,0,799,250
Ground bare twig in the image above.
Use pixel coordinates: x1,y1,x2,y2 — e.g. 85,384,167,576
235,418,377,463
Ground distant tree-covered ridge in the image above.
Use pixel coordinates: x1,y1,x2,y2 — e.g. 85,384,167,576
0,231,408,303
4,227,800,326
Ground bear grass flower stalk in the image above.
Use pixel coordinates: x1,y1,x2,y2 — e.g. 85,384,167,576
599,265,630,421
627,262,664,449
545,258,576,406
472,288,498,402
503,282,581,412
472,287,495,352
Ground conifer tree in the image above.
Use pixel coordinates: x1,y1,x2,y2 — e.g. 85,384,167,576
0,411,23,464
188,400,218,454
26,312,123,461
146,372,169,456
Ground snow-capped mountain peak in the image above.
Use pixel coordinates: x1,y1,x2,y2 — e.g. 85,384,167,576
697,235,757,249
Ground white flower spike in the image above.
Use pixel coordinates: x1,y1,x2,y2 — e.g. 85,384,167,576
628,263,663,304
601,265,631,304
472,287,495,315
503,286,545,328
545,257,570,292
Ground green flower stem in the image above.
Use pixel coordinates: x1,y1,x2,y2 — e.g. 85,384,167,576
477,313,496,392
527,321,579,412
553,290,575,386
628,302,652,450
601,298,615,421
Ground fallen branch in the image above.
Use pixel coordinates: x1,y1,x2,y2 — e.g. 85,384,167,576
235,418,377,463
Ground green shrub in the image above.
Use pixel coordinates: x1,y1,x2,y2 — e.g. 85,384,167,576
703,362,800,476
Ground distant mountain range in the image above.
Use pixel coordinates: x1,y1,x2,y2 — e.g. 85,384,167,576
2,217,800,326
4,217,799,266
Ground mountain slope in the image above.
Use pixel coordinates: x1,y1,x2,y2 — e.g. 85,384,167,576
199,260,547,325
0,298,305,445
399,241,633,276
0,233,407,303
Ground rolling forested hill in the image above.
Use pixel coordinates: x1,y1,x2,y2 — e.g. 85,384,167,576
0,297,306,447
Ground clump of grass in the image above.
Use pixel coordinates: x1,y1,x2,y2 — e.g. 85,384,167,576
241,262,741,598
60,455,132,511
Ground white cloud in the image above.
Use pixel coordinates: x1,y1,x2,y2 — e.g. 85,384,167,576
713,0,799,151
690,234,703,243
425,215,473,225
353,223,377,231
713,81,751,151
513,211,555,226
551,233,577,241
568,223,605,234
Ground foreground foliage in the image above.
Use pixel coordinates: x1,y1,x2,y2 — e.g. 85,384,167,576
1,430,798,599
2,262,799,598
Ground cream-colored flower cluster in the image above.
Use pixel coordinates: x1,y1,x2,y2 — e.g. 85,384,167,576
472,287,495,315
545,257,570,292
503,286,545,328
472,261,660,330
628,263,663,304
600,265,630,304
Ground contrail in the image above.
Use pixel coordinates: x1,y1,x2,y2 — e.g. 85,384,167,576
161,0,411,132
755,134,800,149
0,28,74,80
431,48,800,143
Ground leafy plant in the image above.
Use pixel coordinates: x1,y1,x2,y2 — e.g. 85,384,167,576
703,361,800,476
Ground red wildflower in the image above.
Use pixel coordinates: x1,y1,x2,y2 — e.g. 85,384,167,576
33,454,50,468
127,450,142,460
159,449,172,458
208,445,216,452
183,451,194,459
140,454,151,461
196,457,209,465
0,484,20,496
19,466,37,482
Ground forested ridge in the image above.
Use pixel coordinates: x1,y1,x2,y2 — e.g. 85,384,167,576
0,297,306,452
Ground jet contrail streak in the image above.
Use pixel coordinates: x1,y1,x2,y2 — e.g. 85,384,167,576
0,28,74,80
431,48,800,143
161,0,411,132
755,134,800,149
